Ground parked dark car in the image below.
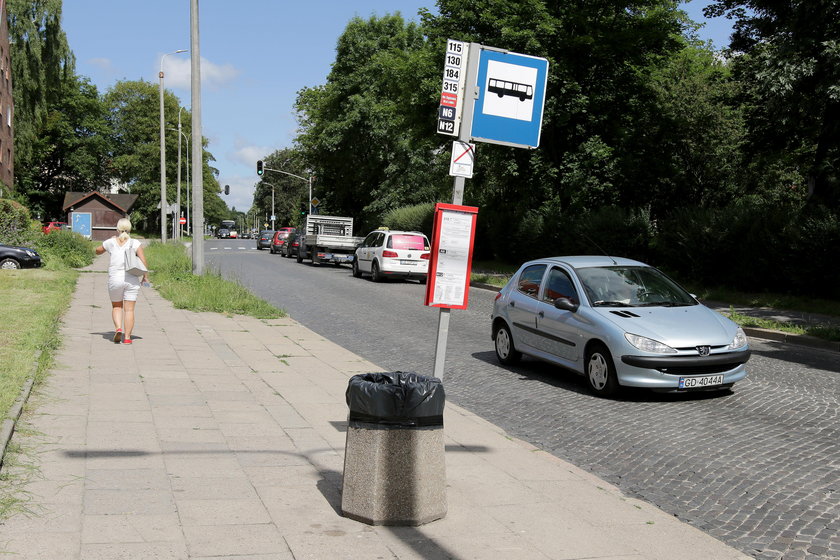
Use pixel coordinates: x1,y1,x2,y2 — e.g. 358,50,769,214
281,230,303,258
270,227,295,254
256,230,274,250
0,243,43,269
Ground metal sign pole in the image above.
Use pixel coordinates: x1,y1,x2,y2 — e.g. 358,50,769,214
432,43,480,381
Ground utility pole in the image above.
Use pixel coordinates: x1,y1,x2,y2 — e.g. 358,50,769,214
190,0,204,273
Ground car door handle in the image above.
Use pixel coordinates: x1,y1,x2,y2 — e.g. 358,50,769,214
538,311,544,318
509,301,515,307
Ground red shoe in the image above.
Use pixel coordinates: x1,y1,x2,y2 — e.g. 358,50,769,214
122,338,133,345
113,329,123,343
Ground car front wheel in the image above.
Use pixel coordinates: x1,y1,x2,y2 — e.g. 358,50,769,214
352,259,362,278
586,343,619,397
0,258,21,270
493,323,521,365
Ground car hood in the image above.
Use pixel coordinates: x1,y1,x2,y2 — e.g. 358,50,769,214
594,304,737,347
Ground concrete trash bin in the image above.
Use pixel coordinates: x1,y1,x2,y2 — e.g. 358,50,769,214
341,372,446,526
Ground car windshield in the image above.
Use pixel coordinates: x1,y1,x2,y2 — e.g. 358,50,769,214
388,234,428,251
576,266,697,307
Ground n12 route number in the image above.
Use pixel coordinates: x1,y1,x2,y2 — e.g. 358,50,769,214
437,120,456,134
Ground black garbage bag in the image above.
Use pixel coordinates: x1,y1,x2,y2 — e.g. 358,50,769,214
346,372,445,428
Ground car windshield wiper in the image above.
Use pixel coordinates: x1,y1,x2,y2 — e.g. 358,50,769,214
593,301,634,307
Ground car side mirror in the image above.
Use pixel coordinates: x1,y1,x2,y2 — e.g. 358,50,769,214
554,297,579,313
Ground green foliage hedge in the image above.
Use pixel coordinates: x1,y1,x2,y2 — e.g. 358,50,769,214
381,202,434,235
35,230,95,270
0,199,36,247
480,201,840,300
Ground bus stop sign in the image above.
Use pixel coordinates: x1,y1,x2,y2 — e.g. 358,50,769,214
470,48,549,149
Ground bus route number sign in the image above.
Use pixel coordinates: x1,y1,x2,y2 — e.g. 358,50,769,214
437,40,469,137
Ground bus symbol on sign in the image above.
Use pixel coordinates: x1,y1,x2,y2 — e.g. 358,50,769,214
488,78,533,101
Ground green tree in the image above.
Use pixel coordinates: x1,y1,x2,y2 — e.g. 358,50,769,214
706,1,840,207
421,1,690,256
16,75,112,219
295,13,448,231
7,0,77,208
103,80,225,233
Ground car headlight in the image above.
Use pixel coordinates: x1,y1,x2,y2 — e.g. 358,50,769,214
624,333,678,354
728,327,748,349
25,250,37,257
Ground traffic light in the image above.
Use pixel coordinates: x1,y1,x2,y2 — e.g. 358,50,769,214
300,202,307,216
224,184,230,195
256,160,263,176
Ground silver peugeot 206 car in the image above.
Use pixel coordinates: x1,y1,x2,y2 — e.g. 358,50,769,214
491,256,751,397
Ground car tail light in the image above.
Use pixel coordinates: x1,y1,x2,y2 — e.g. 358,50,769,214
292,241,299,247
382,250,398,258
421,253,430,260
494,292,502,301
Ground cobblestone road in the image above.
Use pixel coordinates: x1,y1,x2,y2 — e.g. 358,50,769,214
213,245,840,560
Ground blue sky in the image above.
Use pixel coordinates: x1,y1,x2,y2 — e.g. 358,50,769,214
62,1,731,213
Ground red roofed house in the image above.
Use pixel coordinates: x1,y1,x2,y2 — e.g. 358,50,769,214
62,192,139,241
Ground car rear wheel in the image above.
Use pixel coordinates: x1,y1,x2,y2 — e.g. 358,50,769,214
371,261,383,282
586,343,619,397
493,323,521,365
0,258,21,270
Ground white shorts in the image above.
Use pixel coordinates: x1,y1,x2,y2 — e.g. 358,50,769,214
108,272,141,302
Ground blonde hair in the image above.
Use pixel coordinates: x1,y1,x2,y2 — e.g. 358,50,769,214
116,218,132,242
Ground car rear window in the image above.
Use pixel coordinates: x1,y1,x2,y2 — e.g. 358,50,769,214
388,234,429,251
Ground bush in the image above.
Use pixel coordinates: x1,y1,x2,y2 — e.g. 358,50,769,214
34,230,95,270
0,199,36,247
381,203,435,235
655,203,840,299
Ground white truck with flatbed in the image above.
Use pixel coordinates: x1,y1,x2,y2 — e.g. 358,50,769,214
296,215,364,266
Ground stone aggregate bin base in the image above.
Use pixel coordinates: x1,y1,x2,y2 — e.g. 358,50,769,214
341,372,446,526
341,423,446,526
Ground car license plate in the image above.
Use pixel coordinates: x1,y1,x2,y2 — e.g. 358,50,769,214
679,374,724,389
399,260,416,265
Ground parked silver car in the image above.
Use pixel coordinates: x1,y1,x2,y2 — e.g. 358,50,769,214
491,256,750,397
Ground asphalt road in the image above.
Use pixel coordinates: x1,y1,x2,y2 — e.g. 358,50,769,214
208,240,839,560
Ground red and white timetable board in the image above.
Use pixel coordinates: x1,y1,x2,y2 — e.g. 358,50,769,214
424,203,478,310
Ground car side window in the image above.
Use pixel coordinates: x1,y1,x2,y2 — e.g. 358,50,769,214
362,233,377,248
516,264,546,299
374,233,385,247
542,267,579,304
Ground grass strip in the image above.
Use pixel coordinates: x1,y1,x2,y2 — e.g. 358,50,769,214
0,269,77,421
144,242,284,319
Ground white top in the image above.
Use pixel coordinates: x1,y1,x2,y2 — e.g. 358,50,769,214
103,237,140,276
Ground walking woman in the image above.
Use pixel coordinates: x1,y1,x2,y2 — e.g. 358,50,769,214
95,218,149,344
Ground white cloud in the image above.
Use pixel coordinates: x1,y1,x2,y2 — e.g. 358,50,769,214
89,57,117,74
163,56,240,90
229,139,274,168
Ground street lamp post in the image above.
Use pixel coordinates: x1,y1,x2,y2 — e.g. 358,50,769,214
159,48,188,243
168,124,190,239
262,183,276,230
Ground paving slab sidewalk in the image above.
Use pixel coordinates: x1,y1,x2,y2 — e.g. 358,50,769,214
0,256,750,559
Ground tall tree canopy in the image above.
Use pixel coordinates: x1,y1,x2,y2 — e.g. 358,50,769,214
295,13,448,231
706,0,840,207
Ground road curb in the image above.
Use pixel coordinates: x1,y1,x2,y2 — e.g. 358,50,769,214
742,327,840,352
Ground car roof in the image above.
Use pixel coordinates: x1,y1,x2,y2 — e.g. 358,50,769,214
529,256,649,269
